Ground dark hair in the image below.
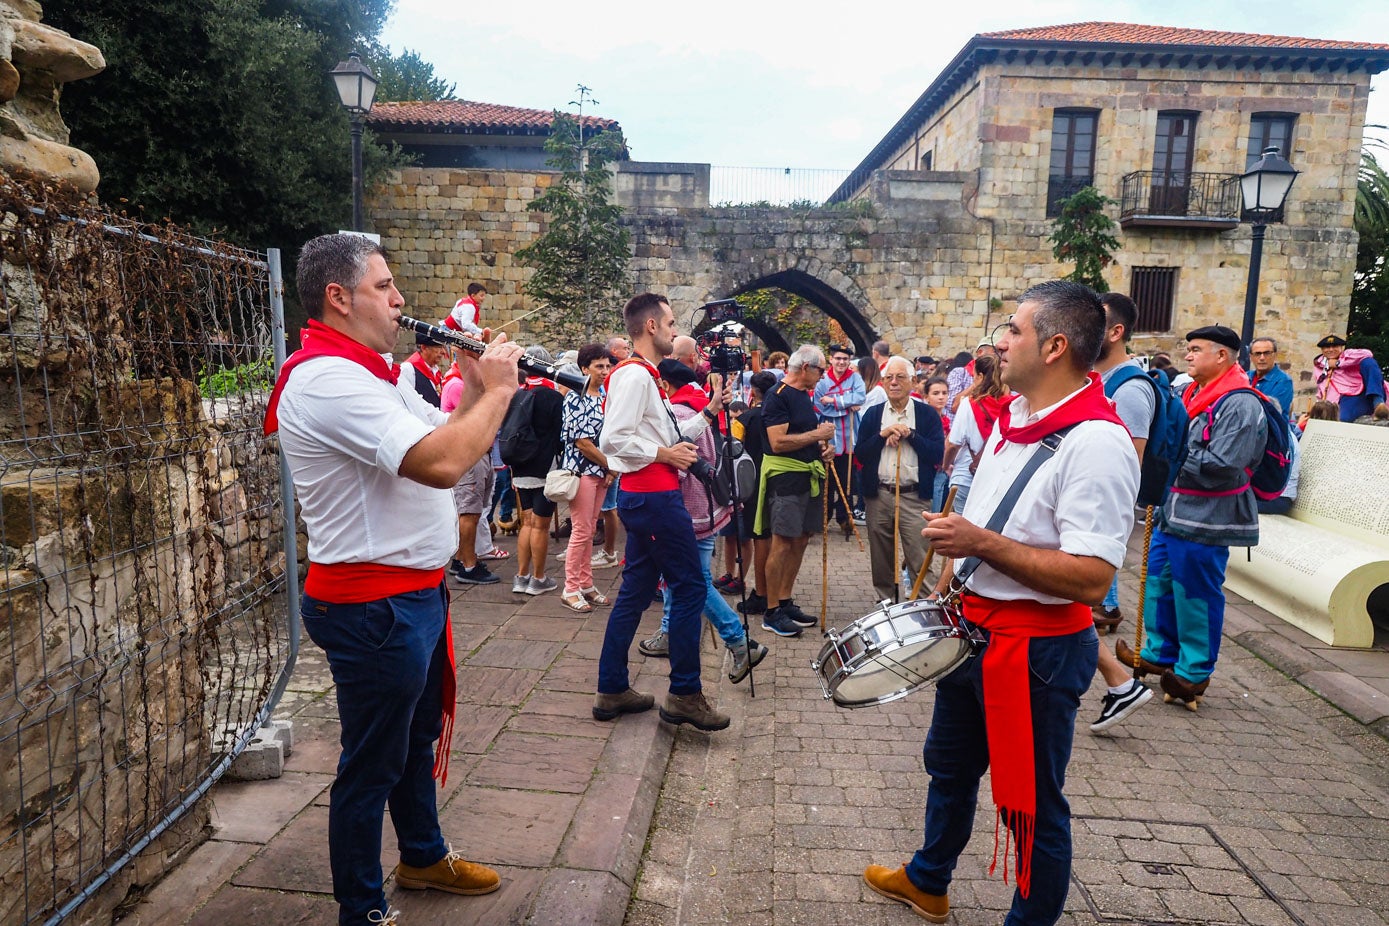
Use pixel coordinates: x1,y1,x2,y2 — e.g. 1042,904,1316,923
297,234,387,320
1308,400,1340,421
728,400,748,414
1151,354,1174,371
1021,280,1106,370
750,370,778,395
624,293,669,338
1100,292,1138,343
577,343,608,369
828,343,852,358
968,353,1006,399
950,350,973,369
925,376,949,392
467,282,487,296
857,356,880,391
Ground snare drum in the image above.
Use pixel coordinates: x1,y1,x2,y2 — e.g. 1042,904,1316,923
811,599,979,708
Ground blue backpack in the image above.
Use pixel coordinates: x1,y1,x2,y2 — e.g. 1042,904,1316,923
1186,388,1293,501
1104,365,1187,507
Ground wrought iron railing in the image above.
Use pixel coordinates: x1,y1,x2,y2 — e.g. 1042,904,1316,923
1119,170,1241,222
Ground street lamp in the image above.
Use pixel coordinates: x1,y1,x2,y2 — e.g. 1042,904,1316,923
330,52,379,232
1237,146,1299,370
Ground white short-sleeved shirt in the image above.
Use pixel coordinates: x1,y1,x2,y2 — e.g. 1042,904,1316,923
948,397,985,488
275,356,458,569
961,386,1139,604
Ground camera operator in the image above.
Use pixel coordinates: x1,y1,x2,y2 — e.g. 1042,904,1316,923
595,293,732,732
755,344,836,636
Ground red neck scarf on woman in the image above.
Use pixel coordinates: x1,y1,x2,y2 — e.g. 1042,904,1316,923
1183,362,1256,419
969,393,1014,441
995,372,1124,449
264,319,398,435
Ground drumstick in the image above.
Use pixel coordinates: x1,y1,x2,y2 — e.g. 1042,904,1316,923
826,460,865,551
892,449,901,604
910,486,957,600
820,464,830,632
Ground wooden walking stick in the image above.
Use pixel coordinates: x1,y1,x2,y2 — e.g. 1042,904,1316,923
1130,505,1155,676
910,486,957,600
892,450,902,603
826,461,866,551
820,466,830,632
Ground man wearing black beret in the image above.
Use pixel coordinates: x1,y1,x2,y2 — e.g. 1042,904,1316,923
1116,325,1267,714
1315,334,1385,422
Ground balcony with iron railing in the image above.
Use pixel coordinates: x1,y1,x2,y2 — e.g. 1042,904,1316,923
1119,170,1242,230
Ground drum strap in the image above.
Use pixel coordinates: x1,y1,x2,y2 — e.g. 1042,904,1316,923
951,426,1075,592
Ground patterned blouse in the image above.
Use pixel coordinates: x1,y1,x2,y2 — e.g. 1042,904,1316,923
561,389,607,477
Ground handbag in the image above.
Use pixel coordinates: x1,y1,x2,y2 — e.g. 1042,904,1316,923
544,468,580,502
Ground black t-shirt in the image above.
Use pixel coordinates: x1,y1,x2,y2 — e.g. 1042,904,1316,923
740,407,767,466
760,381,821,463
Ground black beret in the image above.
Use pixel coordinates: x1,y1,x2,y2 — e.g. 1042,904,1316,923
1185,325,1241,353
656,358,698,387
915,355,936,364
1317,334,1348,348
827,344,852,357
415,330,447,347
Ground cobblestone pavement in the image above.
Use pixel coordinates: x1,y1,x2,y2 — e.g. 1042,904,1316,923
626,526,1389,926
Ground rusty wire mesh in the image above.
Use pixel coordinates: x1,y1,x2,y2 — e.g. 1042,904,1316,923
0,175,291,925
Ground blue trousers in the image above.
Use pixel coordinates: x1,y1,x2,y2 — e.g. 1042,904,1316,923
906,627,1097,926
1102,574,1120,611
659,535,748,645
1140,528,1229,683
302,585,450,925
598,489,705,696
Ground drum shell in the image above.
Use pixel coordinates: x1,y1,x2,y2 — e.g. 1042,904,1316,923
812,600,974,708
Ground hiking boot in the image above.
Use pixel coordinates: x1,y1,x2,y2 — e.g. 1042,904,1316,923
760,608,802,638
1092,605,1122,635
512,574,532,594
863,864,948,923
1160,669,1211,711
394,845,500,895
526,575,558,596
780,600,817,627
637,629,669,657
659,691,730,731
1116,637,1172,678
737,592,767,615
592,688,655,721
728,637,768,684
1089,680,1153,733
454,563,500,585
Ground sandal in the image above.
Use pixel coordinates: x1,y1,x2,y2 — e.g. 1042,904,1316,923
479,547,510,561
560,591,592,613
580,587,610,606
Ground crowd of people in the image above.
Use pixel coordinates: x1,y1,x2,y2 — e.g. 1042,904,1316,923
269,232,1382,926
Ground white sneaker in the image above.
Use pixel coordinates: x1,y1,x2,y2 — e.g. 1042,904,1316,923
591,550,619,568
512,574,531,594
526,575,558,596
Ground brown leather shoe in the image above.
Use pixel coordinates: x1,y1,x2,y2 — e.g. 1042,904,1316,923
1160,669,1210,711
659,691,730,731
863,864,949,923
1116,637,1172,678
1092,605,1122,635
592,688,655,721
394,846,500,895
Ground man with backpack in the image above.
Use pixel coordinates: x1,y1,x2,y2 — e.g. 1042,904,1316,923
1116,325,1270,714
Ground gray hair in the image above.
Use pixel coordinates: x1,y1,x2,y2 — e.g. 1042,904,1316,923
297,233,387,320
1251,336,1278,353
786,344,826,372
882,355,914,377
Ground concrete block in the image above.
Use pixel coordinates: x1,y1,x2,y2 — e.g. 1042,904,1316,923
215,719,294,781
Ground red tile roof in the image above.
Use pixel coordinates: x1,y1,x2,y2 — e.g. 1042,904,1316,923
980,22,1389,52
367,100,620,133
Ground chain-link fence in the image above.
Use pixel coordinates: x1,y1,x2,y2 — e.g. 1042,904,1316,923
0,175,294,925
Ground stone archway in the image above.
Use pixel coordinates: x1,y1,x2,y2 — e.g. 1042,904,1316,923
726,268,878,356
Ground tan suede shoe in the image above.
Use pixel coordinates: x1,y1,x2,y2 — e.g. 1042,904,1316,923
394,846,500,895
863,864,949,923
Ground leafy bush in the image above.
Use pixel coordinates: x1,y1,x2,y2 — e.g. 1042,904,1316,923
199,359,273,398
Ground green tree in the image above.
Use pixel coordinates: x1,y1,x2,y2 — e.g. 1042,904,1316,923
1350,142,1389,356
1048,186,1121,291
516,95,631,344
369,47,456,102
45,0,396,250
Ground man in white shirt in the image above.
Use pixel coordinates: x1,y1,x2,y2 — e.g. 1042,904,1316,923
268,234,523,926
865,280,1138,926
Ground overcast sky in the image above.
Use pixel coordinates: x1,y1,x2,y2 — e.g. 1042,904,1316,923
381,0,1389,170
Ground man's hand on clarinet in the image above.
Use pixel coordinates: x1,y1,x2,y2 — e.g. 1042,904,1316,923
921,510,988,559
478,334,523,393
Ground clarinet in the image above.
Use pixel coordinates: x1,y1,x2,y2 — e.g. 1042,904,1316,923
396,315,587,392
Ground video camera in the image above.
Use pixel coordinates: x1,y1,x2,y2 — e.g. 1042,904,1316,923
696,299,747,375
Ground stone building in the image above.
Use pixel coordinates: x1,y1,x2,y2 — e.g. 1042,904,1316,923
831,22,1389,390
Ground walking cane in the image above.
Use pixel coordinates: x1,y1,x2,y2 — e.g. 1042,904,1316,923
826,461,866,551
820,465,830,633
1130,505,1155,677
910,486,957,600
892,450,902,604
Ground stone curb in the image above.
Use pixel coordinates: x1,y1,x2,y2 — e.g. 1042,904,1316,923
1231,628,1389,729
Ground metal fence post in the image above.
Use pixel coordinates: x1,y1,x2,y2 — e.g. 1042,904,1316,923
265,247,299,716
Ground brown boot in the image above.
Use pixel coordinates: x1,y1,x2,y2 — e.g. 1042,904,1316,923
1092,605,1122,635
394,847,500,895
592,688,655,721
659,691,730,731
1160,669,1210,711
863,864,948,923
1116,637,1172,678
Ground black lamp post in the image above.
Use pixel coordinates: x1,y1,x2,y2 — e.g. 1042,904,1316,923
330,53,379,232
1237,146,1299,370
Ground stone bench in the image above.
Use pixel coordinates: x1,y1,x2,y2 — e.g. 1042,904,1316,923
1224,419,1389,647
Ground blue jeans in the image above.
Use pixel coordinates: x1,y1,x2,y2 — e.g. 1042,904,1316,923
659,536,747,645
598,489,705,696
1102,574,1120,611
931,470,950,512
301,585,450,925
491,466,515,522
906,627,1098,926
1140,528,1230,683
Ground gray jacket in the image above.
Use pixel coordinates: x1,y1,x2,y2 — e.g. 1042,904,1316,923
1161,390,1266,547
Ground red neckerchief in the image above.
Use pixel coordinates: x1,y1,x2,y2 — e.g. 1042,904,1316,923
263,319,398,435
602,353,661,411
444,295,480,331
994,373,1122,449
670,382,710,411
407,352,443,390
1183,363,1257,419
441,361,462,387
523,376,555,390
969,393,1013,441
824,366,854,390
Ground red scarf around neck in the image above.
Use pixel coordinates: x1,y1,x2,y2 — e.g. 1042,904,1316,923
968,393,1014,442
670,382,710,411
408,353,443,390
1183,362,1258,419
264,319,398,435
995,372,1123,450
